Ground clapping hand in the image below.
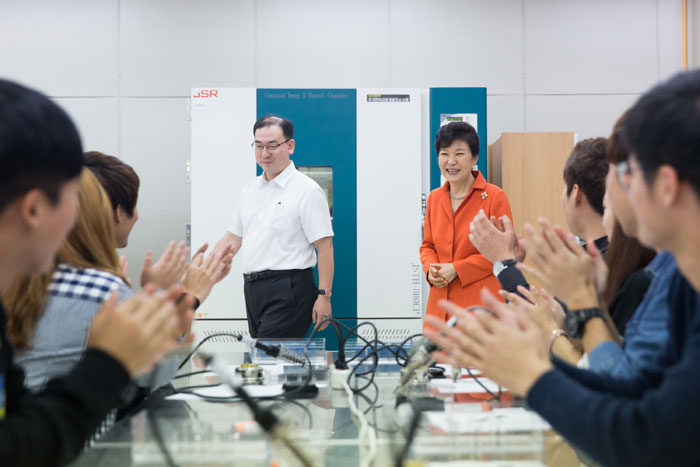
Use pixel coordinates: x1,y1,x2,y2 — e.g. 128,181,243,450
469,210,525,263
118,255,131,285
423,289,552,397
87,285,195,378
140,240,190,289
499,286,562,337
517,219,599,310
182,244,235,304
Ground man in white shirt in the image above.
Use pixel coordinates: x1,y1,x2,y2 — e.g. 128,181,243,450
214,115,334,338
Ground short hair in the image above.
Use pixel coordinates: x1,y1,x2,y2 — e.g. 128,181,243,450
563,138,609,216
623,69,700,195
253,115,294,140
434,122,480,158
0,79,83,213
84,151,140,217
606,111,630,164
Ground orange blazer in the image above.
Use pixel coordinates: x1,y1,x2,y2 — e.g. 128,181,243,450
420,171,513,330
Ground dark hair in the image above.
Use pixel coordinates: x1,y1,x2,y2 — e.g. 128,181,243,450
434,122,480,158
606,111,630,164
563,138,609,216
84,151,140,217
602,220,656,307
0,79,83,213
623,69,700,195
253,115,294,140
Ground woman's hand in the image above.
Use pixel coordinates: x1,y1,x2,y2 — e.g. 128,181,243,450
432,263,457,285
140,240,190,289
428,265,448,288
499,286,561,337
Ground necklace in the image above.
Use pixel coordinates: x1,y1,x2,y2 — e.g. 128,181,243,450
450,195,466,200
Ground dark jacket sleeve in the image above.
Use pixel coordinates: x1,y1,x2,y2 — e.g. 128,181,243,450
526,273,700,467
528,351,700,467
496,266,529,294
0,298,132,467
0,349,131,467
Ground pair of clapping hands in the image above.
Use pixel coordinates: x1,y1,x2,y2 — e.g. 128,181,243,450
119,240,235,305
425,216,606,396
470,209,607,309
88,285,194,379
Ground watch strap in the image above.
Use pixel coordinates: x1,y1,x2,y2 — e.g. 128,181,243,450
566,307,604,338
318,288,332,298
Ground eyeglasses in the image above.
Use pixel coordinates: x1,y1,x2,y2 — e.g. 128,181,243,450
251,139,291,153
616,161,631,192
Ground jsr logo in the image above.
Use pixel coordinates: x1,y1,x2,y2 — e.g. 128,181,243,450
193,90,218,98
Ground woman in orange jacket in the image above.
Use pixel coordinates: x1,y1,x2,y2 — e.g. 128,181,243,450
421,122,513,330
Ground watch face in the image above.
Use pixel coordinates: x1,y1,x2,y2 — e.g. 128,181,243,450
564,313,579,337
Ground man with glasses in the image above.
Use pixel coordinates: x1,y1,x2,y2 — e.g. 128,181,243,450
214,115,334,338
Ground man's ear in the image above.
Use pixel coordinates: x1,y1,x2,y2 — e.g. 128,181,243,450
114,205,125,225
571,184,583,206
655,165,681,208
17,189,45,230
287,138,295,155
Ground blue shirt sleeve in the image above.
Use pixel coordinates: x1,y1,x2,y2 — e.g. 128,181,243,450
588,341,632,375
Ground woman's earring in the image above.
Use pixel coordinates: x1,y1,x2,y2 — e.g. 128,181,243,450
472,164,478,171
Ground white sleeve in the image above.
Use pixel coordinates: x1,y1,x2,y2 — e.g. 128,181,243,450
228,196,244,237
299,186,334,244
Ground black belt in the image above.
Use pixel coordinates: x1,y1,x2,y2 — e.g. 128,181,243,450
243,268,310,282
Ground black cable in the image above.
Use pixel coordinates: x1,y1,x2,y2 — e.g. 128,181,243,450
269,399,313,430
466,367,501,401
396,333,424,361
178,318,419,403
340,321,378,360
330,320,348,369
346,321,379,393
356,375,381,412
335,376,401,435
147,406,179,467
394,401,423,467
173,369,208,379
178,332,243,370
174,383,222,392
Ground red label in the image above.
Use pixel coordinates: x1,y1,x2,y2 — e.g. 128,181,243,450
193,90,219,98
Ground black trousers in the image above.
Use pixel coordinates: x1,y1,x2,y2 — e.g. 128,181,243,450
243,268,317,338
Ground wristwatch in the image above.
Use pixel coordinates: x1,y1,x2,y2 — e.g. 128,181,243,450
318,288,332,298
492,259,517,277
565,307,605,338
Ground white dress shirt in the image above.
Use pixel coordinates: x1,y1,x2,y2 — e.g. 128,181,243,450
229,161,334,273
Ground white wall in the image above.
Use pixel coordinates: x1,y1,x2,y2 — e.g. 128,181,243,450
0,0,687,286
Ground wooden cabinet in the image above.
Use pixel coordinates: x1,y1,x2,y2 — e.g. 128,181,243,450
489,132,575,236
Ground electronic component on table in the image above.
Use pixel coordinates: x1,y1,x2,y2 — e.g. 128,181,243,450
235,363,264,385
397,316,457,390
